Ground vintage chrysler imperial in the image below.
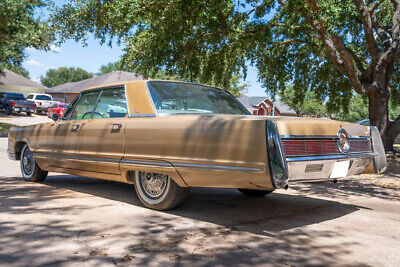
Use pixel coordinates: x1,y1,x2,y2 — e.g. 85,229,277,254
7,81,387,210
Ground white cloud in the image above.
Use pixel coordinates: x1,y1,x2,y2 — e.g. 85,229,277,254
45,66,56,70
49,44,62,53
25,59,44,67
26,47,37,52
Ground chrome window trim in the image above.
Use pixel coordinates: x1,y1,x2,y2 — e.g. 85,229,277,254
286,153,375,162
129,114,156,118
144,80,159,116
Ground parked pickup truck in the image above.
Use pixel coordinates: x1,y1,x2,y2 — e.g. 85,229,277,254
0,92,35,116
26,93,58,114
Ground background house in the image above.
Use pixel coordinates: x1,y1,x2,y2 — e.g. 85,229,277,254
237,95,297,116
47,71,144,103
0,69,47,96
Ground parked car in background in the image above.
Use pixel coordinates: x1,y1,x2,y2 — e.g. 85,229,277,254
0,92,35,116
357,119,400,148
26,93,59,114
7,80,387,210
47,103,69,121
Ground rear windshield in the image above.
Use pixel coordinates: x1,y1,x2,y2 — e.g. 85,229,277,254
5,93,25,100
36,95,52,100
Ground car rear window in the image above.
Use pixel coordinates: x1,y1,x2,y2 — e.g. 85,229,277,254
35,95,52,100
5,93,25,100
60,104,69,108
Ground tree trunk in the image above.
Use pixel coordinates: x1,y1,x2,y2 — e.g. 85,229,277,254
367,87,397,151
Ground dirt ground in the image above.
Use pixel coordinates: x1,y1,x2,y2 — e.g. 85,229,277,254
0,138,399,266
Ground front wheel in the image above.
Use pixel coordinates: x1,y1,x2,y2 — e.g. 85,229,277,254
134,172,189,210
20,144,48,182
237,189,273,197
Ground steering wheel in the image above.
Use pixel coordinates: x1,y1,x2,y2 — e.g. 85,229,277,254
82,111,103,119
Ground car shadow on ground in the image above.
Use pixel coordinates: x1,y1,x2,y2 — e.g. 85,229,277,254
0,174,390,265
38,175,365,234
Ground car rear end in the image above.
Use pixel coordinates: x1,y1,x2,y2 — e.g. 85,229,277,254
270,117,386,184
13,100,35,115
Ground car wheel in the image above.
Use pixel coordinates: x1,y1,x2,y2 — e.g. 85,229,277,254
5,105,12,115
51,113,59,121
237,189,273,197
134,172,189,210
26,111,31,116
20,144,48,182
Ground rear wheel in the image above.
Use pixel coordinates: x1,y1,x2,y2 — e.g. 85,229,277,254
26,111,31,116
134,172,189,210
20,144,48,182
237,189,273,197
5,105,12,115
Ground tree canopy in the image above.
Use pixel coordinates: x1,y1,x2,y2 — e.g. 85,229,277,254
40,67,93,87
279,86,327,117
51,0,400,149
0,0,53,74
97,61,121,75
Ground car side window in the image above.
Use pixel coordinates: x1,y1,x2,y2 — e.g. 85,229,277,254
93,87,128,119
69,90,101,120
26,95,33,100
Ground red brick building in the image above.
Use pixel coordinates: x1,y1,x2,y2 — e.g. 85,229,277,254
236,95,297,116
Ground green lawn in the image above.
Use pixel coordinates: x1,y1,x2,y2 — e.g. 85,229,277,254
0,122,18,133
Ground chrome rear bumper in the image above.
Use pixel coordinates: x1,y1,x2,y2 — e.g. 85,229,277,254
287,154,374,183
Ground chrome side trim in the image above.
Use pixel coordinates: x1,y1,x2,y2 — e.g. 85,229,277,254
33,152,262,173
120,159,171,167
286,153,375,162
172,162,264,172
129,114,156,118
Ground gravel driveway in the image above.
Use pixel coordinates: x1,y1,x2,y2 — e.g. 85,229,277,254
0,137,399,266
0,112,52,126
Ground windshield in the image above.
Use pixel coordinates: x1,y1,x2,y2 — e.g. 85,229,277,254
59,104,69,108
147,81,250,115
5,93,25,100
36,95,52,100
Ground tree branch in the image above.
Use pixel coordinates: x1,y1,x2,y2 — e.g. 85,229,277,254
353,0,380,64
370,0,385,14
382,1,400,62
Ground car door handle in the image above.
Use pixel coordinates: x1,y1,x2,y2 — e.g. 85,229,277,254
111,123,122,133
71,124,80,132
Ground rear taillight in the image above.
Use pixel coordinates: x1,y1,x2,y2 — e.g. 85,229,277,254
12,102,15,107
34,103,36,108
39,102,42,106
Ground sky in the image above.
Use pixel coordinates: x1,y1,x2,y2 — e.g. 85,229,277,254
22,35,267,97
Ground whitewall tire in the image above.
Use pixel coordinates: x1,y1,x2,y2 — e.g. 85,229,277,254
20,144,48,182
134,171,189,210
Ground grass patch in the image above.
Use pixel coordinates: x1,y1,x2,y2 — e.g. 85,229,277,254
0,122,18,133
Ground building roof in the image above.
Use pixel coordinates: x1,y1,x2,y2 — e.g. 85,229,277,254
237,95,297,115
48,71,144,93
236,95,266,109
0,69,47,89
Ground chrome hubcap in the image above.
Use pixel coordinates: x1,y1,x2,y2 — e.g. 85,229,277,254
140,172,168,198
23,148,35,175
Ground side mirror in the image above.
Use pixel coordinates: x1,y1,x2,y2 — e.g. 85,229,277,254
51,113,59,122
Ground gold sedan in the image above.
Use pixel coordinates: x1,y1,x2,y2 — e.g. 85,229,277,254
7,81,387,210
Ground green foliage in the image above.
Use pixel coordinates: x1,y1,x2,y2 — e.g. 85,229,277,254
336,95,369,123
97,61,121,75
279,86,327,117
336,95,400,123
50,0,397,105
40,67,93,87
0,64,30,78
0,0,53,69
